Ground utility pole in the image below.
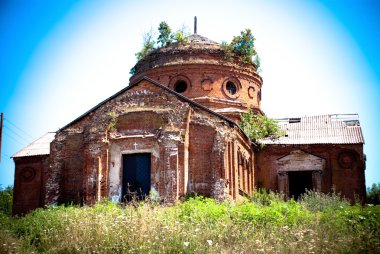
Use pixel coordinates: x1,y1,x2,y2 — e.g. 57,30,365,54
0,112,3,163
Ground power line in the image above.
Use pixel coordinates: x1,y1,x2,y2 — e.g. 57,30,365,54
3,125,33,144
4,118,35,140
3,132,28,147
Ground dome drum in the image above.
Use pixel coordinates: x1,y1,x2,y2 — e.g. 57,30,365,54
129,33,263,121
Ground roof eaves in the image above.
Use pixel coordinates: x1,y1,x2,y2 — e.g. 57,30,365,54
12,132,56,158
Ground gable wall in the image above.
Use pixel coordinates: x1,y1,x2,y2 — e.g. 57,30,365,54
44,80,253,206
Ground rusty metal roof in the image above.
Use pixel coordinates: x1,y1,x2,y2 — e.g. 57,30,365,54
260,114,364,145
12,132,55,158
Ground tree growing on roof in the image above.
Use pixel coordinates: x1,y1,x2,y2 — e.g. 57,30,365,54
253,54,262,72
229,28,257,63
173,24,189,43
157,21,173,47
135,29,156,61
239,110,284,145
131,24,259,74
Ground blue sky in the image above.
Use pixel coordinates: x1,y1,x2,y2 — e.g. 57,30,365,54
0,0,379,188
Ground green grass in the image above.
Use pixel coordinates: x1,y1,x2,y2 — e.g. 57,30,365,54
0,191,379,253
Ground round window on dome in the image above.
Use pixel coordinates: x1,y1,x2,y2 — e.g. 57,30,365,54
226,81,238,95
174,80,187,93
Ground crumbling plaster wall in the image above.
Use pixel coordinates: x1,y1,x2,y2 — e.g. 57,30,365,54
46,80,253,205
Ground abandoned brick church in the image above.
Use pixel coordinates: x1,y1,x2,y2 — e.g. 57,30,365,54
12,25,366,215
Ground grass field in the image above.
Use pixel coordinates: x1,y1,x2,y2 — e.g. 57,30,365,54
0,190,379,253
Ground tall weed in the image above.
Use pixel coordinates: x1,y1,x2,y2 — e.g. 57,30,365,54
299,189,350,213
0,192,378,253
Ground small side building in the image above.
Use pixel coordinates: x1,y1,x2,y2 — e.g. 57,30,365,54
256,114,366,201
12,132,55,215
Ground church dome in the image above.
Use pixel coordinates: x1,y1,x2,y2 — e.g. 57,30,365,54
130,32,263,122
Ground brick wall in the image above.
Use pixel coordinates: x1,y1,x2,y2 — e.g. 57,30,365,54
256,144,366,202
130,42,263,121
42,79,253,207
13,155,49,216
188,123,215,196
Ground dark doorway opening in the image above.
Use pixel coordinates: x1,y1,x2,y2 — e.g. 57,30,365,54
288,171,312,200
122,153,151,201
